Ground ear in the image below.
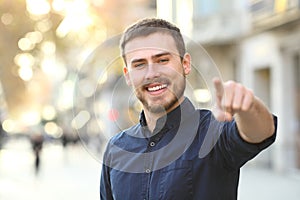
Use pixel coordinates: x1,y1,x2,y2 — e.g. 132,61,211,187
123,66,131,86
182,53,191,75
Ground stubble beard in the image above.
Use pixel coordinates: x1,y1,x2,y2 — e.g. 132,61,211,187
135,75,186,114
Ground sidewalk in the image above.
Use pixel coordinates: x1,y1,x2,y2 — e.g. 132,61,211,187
239,166,300,200
0,138,100,200
0,138,299,200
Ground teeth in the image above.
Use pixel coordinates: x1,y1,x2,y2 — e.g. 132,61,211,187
148,84,167,92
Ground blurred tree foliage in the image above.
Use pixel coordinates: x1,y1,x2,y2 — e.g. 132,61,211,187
0,0,155,123
0,0,65,119
0,0,34,117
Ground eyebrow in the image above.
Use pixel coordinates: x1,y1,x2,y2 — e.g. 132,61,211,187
130,52,172,64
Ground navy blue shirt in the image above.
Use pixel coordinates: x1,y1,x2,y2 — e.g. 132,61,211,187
100,98,277,200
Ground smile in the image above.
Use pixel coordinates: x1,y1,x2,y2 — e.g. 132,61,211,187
147,84,168,92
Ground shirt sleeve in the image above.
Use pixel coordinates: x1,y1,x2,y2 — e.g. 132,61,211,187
217,115,277,171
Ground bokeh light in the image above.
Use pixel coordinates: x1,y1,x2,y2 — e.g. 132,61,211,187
26,0,51,16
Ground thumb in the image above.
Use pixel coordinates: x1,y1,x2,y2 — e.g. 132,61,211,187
212,105,233,122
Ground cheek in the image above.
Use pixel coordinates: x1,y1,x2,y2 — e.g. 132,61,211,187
166,66,185,79
128,71,144,88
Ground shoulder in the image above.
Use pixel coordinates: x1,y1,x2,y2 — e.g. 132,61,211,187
199,109,212,119
109,123,141,143
197,109,215,126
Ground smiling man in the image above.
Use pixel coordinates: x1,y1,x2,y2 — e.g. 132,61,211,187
123,32,191,132
100,18,277,200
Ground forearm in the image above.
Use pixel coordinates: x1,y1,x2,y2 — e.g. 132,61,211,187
235,97,275,143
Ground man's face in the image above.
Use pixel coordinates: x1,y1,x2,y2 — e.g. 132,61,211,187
123,32,191,114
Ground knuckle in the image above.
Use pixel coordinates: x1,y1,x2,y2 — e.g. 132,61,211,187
247,89,254,97
232,103,241,110
235,83,244,91
223,100,231,108
225,80,235,89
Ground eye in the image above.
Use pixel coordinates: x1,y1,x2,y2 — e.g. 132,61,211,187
158,58,169,64
133,62,146,68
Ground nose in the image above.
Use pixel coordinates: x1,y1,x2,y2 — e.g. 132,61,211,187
145,63,160,80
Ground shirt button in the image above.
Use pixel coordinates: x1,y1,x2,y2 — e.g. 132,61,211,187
145,169,151,173
150,142,155,147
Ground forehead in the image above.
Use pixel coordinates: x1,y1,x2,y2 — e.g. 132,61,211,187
124,32,179,58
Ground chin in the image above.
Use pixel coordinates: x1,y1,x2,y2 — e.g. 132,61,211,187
147,99,178,114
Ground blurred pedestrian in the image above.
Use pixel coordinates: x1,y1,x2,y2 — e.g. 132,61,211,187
100,18,278,200
30,132,44,174
0,122,3,149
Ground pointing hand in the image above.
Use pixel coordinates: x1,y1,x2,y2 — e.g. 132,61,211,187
212,77,254,122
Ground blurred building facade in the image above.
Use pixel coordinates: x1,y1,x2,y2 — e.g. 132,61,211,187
157,0,300,172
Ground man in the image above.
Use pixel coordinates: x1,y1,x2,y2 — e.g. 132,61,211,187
100,18,277,200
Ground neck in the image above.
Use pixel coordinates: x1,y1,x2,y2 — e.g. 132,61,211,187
143,97,185,133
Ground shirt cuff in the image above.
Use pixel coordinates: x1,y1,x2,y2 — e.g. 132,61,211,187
232,115,277,152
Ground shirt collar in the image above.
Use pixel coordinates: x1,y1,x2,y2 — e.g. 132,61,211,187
139,97,196,132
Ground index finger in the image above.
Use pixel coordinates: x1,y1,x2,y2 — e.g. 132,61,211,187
213,77,224,98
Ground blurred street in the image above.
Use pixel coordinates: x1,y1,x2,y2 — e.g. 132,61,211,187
239,166,300,200
0,138,100,200
0,137,299,200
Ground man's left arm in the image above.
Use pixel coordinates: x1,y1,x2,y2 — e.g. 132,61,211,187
212,78,275,143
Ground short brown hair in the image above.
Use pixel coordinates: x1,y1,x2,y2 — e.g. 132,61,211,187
120,18,186,65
